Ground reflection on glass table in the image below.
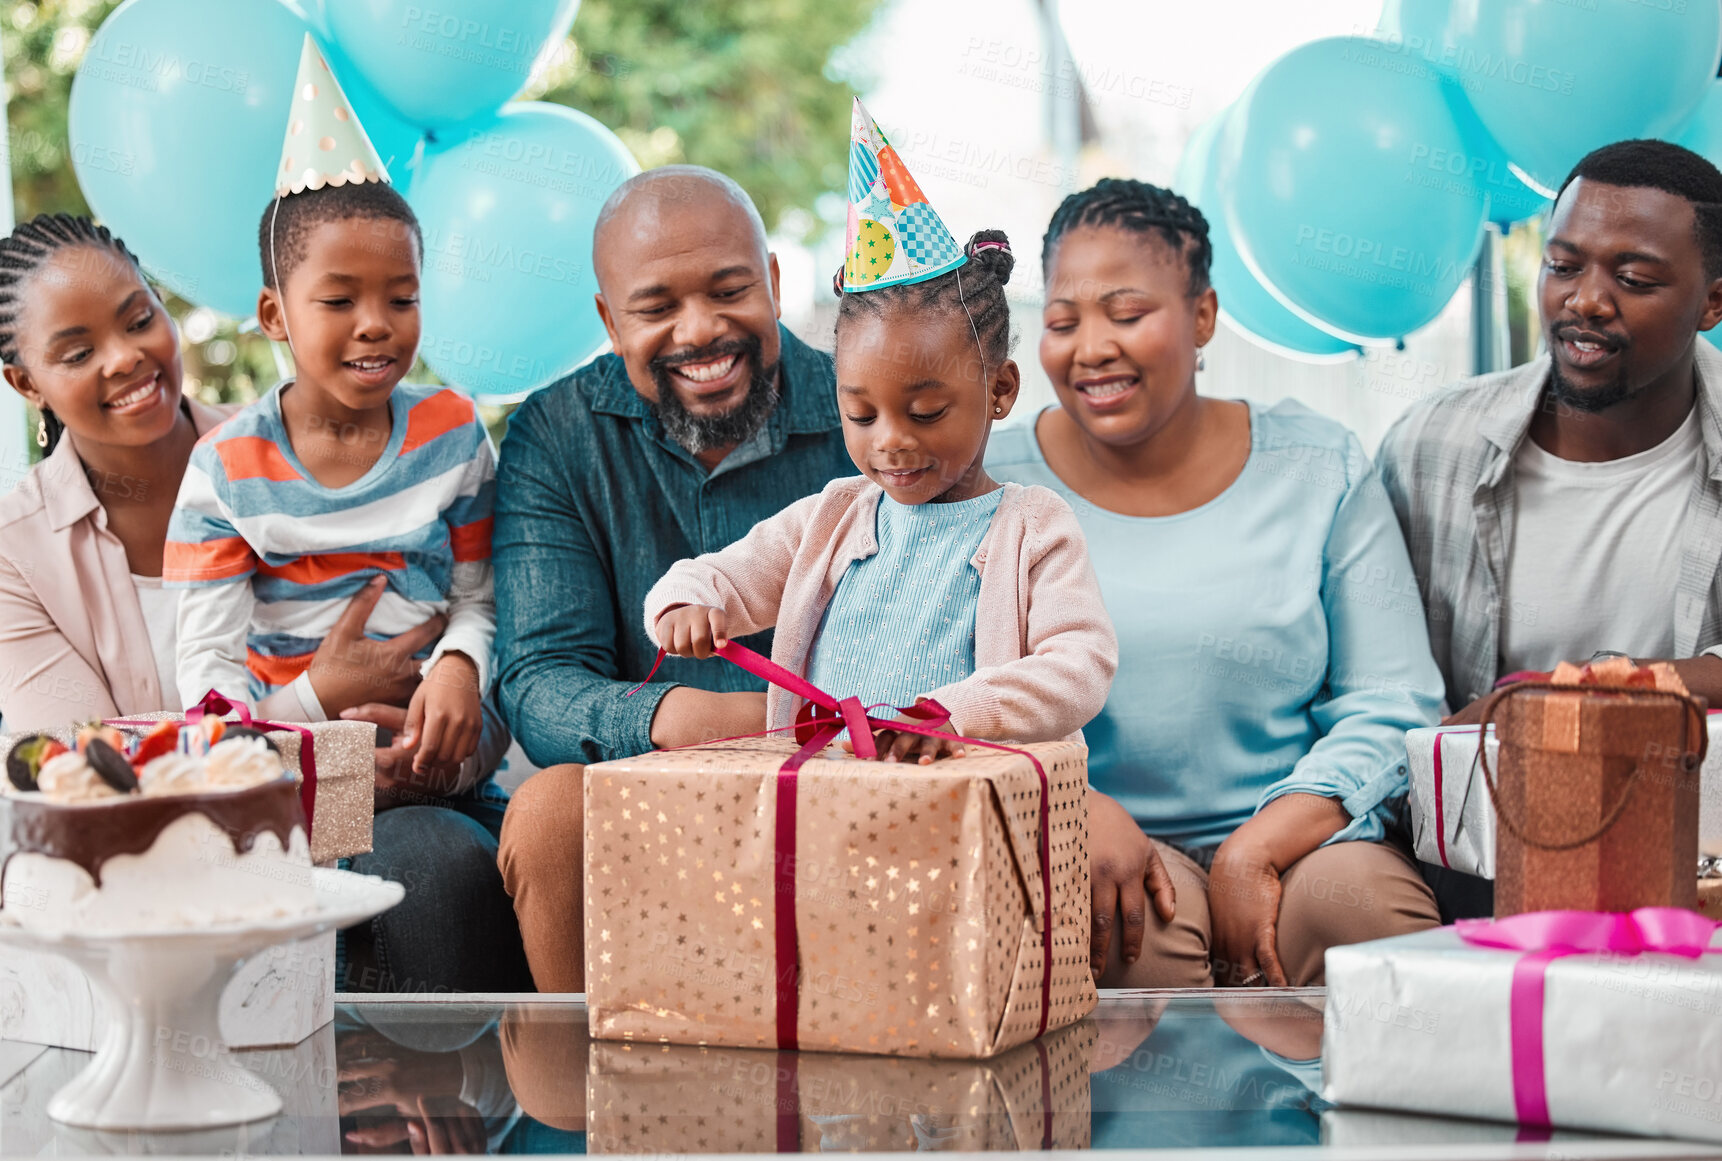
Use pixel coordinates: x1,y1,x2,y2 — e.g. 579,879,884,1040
0,990,1717,1157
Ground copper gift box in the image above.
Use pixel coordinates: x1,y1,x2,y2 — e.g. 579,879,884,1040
587,1018,1096,1153
1486,685,1706,916
583,738,1096,1058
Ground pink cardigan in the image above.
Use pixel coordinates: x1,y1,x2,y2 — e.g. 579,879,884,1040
643,477,1118,741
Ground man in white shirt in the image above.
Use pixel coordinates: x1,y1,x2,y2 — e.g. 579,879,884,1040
1379,138,1722,917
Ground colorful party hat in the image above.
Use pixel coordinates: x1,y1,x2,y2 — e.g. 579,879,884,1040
275,34,389,198
842,98,966,291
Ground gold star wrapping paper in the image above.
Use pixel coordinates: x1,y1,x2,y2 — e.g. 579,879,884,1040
587,1017,1096,1153
584,737,1095,1059
52,714,378,863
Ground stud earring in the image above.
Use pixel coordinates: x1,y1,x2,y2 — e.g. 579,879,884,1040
994,405,1003,415
1196,347,1207,373
35,414,48,448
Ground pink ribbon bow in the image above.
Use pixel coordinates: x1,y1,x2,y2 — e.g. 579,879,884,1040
1456,908,1721,1126
631,641,1056,1051
108,690,320,844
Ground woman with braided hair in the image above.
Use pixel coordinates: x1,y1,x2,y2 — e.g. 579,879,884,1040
990,179,1446,990
0,212,533,991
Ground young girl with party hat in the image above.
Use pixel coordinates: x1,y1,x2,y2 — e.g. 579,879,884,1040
165,36,496,781
646,99,1116,762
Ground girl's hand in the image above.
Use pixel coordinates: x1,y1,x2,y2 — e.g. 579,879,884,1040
841,702,964,764
656,605,729,659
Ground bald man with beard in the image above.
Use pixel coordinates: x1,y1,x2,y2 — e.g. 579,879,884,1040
492,167,854,990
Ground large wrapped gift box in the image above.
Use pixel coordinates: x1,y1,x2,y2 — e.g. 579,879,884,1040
1408,715,1722,879
97,713,376,864
584,737,1096,1058
587,1018,1095,1153
1323,916,1722,1142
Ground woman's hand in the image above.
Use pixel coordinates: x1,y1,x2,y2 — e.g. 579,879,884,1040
306,576,447,717
1208,794,1350,987
1088,789,1176,979
1208,835,1286,987
656,604,729,659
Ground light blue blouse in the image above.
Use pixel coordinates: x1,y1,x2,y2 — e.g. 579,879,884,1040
988,401,1442,851
806,488,1004,713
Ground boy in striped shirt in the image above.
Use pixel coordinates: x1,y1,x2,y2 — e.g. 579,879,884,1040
165,74,492,775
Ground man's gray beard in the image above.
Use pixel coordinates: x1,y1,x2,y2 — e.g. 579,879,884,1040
1547,358,1643,414
650,358,780,455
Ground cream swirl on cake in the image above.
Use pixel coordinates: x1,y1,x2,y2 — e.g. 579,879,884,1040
1,722,315,932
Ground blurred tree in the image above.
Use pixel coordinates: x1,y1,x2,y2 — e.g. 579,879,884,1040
3,0,881,449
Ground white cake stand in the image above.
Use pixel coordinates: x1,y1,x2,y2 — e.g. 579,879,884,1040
0,866,401,1131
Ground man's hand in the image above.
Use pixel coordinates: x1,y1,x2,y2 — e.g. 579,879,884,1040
402,653,483,775
648,686,767,749
656,605,730,659
307,576,447,716
1088,789,1176,979
338,702,464,805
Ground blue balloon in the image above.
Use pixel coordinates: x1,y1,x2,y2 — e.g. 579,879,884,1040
1439,78,1548,227
69,0,313,316
1442,0,1721,195
407,102,638,400
324,0,580,131
1174,115,1357,361
321,39,426,193
1223,36,1486,342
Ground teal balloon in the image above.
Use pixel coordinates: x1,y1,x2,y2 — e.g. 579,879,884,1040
407,102,638,400
321,40,426,192
1672,82,1722,165
1440,79,1548,226
1224,36,1486,342
69,0,313,316
1174,116,1357,361
324,0,579,131
1440,0,1721,195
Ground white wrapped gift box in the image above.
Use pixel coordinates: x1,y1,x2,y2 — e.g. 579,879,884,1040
1323,922,1722,1142
1406,717,1722,878
0,933,332,1051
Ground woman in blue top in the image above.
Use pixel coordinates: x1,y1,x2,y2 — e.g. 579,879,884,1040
989,179,1443,989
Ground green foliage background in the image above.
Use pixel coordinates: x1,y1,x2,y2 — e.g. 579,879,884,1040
3,0,881,439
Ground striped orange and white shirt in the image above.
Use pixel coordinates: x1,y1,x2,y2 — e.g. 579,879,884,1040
164,381,495,711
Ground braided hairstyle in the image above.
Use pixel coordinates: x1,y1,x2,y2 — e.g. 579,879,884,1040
832,229,1016,373
1042,178,1212,297
0,213,144,454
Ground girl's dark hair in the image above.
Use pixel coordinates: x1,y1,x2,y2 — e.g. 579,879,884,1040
0,213,144,455
832,229,1016,369
1043,178,1212,296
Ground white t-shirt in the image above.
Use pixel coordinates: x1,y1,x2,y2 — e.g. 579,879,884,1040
131,574,180,707
1500,406,1702,674
129,574,324,720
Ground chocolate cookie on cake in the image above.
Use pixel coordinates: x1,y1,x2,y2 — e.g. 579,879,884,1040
1,720,314,932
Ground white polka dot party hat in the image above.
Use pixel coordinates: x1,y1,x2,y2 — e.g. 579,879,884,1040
843,97,967,292
275,34,390,197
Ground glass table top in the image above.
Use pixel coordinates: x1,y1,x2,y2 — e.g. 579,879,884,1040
0,989,1716,1158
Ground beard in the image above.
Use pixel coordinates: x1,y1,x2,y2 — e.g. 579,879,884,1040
647,336,780,455
1546,329,1639,414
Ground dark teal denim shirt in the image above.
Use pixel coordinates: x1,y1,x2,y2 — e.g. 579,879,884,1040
493,326,854,766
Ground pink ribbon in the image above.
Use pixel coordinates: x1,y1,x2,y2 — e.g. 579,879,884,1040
1456,908,1721,1126
108,689,320,845
630,642,1056,1049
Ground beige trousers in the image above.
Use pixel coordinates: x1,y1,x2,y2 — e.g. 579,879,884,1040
1099,838,1441,988
497,762,587,993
